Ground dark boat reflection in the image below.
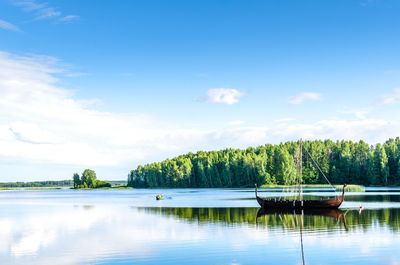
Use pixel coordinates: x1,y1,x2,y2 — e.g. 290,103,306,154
138,207,352,230
256,208,348,265
256,207,348,230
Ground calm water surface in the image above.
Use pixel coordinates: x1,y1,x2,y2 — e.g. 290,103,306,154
0,188,400,264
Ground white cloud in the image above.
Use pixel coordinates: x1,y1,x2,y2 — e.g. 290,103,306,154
13,0,78,22
339,88,400,120
380,88,400,105
0,52,253,172
273,118,400,143
0,52,147,166
13,0,46,12
228,120,245,126
206,88,244,105
0,19,20,32
288,92,321,104
35,7,61,20
58,15,79,23
340,108,370,119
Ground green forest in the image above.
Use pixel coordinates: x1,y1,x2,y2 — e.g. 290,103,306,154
128,138,400,188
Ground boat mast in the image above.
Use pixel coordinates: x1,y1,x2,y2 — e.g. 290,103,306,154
299,139,303,201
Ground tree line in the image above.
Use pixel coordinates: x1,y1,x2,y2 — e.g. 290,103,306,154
0,180,72,188
128,138,400,188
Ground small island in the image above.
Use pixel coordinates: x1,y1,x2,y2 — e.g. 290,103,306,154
73,169,111,189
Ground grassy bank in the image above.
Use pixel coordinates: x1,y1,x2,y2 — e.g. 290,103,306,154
259,184,365,192
97,186,133,190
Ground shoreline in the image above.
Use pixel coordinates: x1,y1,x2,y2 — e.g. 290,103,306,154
0,184,366,192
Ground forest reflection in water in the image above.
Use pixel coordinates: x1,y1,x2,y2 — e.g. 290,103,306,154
138,206,400,231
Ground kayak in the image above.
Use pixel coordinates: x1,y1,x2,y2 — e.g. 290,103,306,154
156,194,164,200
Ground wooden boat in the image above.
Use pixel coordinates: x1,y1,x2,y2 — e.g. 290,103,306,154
255,183,346,209
255,139,346,209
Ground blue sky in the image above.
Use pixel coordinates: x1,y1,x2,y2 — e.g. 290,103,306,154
1,0,400,181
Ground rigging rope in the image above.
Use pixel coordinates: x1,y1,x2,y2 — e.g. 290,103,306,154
297,214,306,265
302,146,339,197
279,158,296,200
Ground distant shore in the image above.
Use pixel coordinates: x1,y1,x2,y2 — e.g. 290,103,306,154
0,183,365,191
0,180,127,190
0,186,133,190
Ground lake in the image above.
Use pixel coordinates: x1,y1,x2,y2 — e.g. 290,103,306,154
1,187,400,265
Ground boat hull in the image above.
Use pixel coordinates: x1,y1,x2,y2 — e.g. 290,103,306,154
256,196,344,209
255,183,346,209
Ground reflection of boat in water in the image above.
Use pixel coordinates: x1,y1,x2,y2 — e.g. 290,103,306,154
256,207,348,265
256,139,346,209
256,207,347,230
